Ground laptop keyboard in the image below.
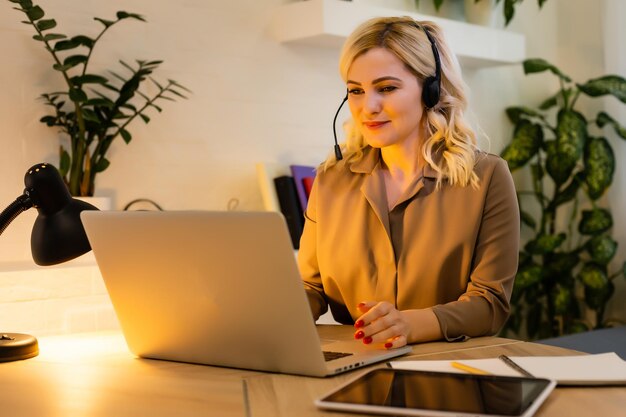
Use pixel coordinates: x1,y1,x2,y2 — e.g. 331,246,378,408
323,351,353,362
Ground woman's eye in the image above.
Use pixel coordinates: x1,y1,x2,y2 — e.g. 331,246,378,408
379,85,397,93
348,88,363,95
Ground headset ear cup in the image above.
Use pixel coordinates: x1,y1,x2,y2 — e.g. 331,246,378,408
422,76,440,109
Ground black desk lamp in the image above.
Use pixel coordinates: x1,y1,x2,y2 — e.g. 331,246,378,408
0,163,99,362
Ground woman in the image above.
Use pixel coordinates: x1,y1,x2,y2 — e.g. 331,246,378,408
297,16,520,349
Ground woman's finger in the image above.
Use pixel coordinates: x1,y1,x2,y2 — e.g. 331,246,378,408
383,334,407,349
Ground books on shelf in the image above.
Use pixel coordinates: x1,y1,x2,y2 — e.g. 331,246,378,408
290,165,317,213
256,163,317,249
274,175,304,249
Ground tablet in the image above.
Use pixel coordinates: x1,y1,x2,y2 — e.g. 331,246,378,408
315,368,556,417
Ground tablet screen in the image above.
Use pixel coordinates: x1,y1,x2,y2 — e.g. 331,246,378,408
316,368,555,417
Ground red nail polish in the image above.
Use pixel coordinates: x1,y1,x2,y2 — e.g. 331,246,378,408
355,320,364,328
358,302,365,308
355,330,364,339
385,342,393,349
363,336,373,344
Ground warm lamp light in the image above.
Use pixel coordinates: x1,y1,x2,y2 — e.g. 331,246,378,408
0,163,99,362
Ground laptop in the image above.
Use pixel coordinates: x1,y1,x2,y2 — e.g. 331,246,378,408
81,210,411,377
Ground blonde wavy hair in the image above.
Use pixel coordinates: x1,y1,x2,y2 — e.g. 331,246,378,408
324,16,479,188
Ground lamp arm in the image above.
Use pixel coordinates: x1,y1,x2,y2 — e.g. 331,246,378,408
0,194,34,236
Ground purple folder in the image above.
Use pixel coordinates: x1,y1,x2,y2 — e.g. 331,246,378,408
290,165,316,212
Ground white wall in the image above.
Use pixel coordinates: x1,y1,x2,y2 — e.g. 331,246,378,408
0,0,623,334
603,0,626,323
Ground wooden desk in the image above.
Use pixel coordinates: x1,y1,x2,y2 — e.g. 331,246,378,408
1,326,624,416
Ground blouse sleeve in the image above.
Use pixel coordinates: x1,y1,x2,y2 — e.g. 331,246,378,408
297,176,328,320
431,158,520,341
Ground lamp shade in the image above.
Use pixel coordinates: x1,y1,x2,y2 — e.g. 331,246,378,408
24,164,98,266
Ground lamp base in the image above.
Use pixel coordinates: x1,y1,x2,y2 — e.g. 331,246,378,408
0,333,39,362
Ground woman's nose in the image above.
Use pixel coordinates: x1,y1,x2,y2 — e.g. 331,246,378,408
363,92,382,115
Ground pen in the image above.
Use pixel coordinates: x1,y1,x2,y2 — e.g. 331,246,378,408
450,361,491,375
499,355,535,377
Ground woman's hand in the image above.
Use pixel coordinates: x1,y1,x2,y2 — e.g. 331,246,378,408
353,301,411,349
353,301,443,348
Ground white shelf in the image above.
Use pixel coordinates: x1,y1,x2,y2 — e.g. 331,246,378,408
270,0,525,68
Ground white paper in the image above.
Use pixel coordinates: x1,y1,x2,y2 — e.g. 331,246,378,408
390,352,626,385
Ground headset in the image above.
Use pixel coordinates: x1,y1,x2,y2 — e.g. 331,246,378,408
333,20,441,161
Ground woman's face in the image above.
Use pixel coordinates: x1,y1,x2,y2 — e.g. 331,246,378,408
346,47,425,150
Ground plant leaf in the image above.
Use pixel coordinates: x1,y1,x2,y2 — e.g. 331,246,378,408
584,136,614,200
584,280,614,310
63,54,88,68
81,108,100,123
577,75,626,103
504,0,515,26
52,63,72,72
579,208,613,235
538,94,558,110
552,285,571,315
505,106,543,124
547,252,580,279
94,17,115,28
433,0,444,11
586,235,617,265
116,11,146,22
33,33,66,42
54,38,81,51
85,97,114,108
120,103,137,112
39,115,57,126
524,233,566,254
69,88,88,102
514,264,543,291
36,18,56,31
71,35,94,49
120,128,132,144
578,263,608,291
545,109,587,185
596,111,626,139
94,157,110,173
139,114,150,124
26,5,44,21
501,120,543,170
59,148,70,177
550,171,583,209
71,74,109,85
520,210,536,229
523,58,572,82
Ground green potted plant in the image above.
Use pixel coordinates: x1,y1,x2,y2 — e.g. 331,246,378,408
8,0,189,196
500,57,626,339
416,0,549,26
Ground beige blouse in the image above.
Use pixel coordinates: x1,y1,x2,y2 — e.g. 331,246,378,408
297,147,520,341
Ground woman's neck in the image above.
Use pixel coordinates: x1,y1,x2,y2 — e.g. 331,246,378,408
380,137,424,183
379,138,425,211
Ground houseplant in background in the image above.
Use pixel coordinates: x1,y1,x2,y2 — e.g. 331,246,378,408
8,0,189,196
500,57,626,340
415,0,549,26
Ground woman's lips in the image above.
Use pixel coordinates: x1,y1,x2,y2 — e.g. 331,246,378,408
363,121,389,129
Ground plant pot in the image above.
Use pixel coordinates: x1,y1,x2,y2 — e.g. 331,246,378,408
75,196,112,211
464,0,503,27
415,0,465,21
350,0,418,12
